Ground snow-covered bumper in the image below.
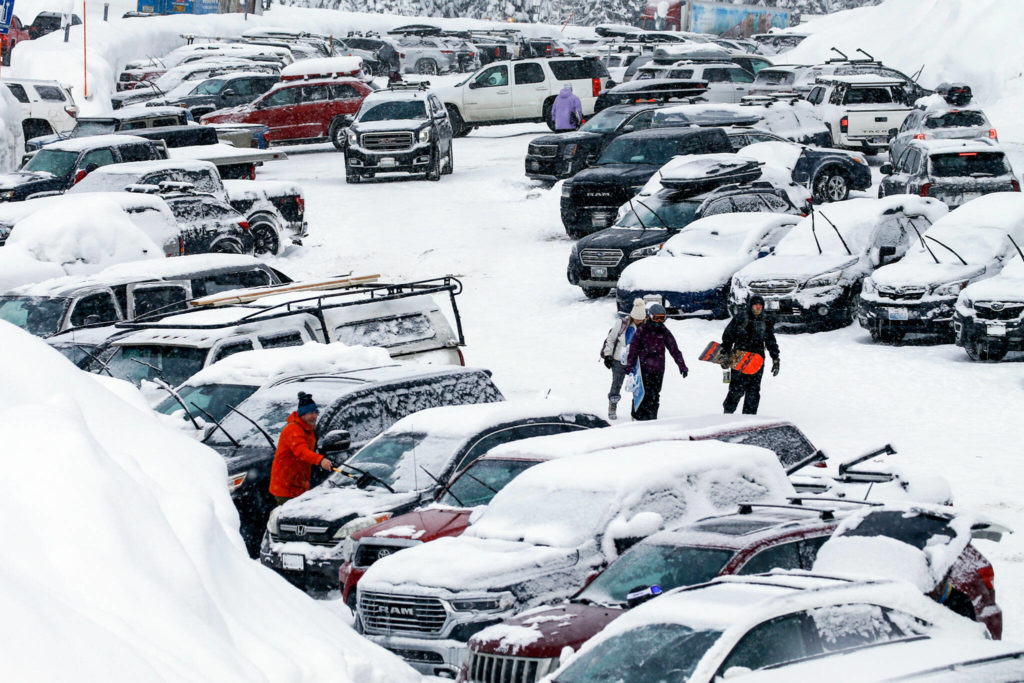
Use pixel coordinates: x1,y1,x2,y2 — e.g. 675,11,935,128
259,534,346,590
567,244,639,291
357,589,513,676
345,140,434,175
954,307,1024,351
731,278,853,326
617,286,725,318
857,294,957,334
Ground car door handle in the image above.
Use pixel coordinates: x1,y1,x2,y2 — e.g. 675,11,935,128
535,87,547,91
497,90,509,94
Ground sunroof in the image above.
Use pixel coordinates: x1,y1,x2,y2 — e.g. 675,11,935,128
693,517,780,536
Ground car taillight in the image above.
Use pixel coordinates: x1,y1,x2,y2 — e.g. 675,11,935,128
238,221,250,232
914,133,926,139
249,166,256,180
978,565,995,591
840,116,848,133
456,347,465,366
989,128,998,140
296,195,305,216
65,105,78,118
178,236,185,256
919,182,931,197
494,47,500,57
545,44,551,54
592,77,601,97
441,50,453,54
1012,179,1020,192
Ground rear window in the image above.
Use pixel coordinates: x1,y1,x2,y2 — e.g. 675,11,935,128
549,59,608,81
710,425,816,468
925,111,988,129
754,70,794,86
841,87,895,105
5,84,29,103
930,151,1009,177
34,85,66,102
333,314,437,348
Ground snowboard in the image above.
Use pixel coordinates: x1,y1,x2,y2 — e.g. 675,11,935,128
699,341,764,375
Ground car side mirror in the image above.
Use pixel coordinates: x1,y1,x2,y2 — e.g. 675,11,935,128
887,127,898,140
757,246,774,258
222,88,238,97
621,124,635,133
880,163,894,175
320,429,352,454
878,245,897,265
586,154,597,165
468,81,480,89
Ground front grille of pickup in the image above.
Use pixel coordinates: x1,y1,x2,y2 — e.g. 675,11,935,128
466,652,546,683
580,248,623,267
360,592,448,635
362,131,414,151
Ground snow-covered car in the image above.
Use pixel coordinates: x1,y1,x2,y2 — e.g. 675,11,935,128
68,159,307,255
888,95,997,166
261,401,606,590
879,139,1019,209
463,500,1003,679
652,100,832,148
859,193,1024,342
155,349,503,555
634,60,755,103
159,191,255,255
750,32,808,55
954,255,1024,361
2,78,79,144
0,254,289,339
592,77,709,113
540,573,988,683
616,213,800,318
24,105,190,151
355,441,796,676
805,75,913,152
395,35,460,75
738,140,872,203
112,58,281,110
748,66,809,96
157,72,280,119
731,196,949,328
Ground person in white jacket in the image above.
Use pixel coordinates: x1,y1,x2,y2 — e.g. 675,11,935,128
600,298,647,420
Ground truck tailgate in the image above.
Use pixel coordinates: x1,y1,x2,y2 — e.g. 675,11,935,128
846,108,911,137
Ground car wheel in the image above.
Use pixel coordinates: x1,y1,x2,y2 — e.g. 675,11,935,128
346,173,361,184
813,168,850,203
328,117,348,151
249,215,282,256
426,147,442,181
210,239,245,254
542,98,556,132
416,59,439,75
582,287,611,299
443,145,454,175
447,106,469,138
965,340,1007,362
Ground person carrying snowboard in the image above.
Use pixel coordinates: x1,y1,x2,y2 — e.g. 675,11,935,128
721,295,780,415
600,298,647,420
625,303,688,421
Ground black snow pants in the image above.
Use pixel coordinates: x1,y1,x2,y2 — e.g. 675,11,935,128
632,367,664,421
723,368,763,415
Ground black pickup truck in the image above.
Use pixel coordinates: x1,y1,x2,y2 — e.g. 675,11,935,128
115,125,286,179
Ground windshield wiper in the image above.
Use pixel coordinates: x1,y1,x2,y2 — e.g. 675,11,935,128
420,466,465,507
335,462,396,493
129,357,167,383
76,346,115,378
224,403,275,449
1008,234,1024,264
817,211,852,255
809,210,823,255
153,378,201,430
635,198,669,229
627,198,649,230
461,470,500,495
924,234,968,265
907,217,939,264
191,402,240,448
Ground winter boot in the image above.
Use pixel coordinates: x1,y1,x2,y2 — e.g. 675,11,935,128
608,400,617,420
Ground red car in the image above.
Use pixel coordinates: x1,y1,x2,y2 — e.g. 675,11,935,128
460,504,1004,682
1,15,31,66
202,59,372,146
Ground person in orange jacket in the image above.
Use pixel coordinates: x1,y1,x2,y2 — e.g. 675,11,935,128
269,392,334,505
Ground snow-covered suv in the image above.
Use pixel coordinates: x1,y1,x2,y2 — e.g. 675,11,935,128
437,56,609,137
954,256,1024,362
355,441,794,676
2,78,78,144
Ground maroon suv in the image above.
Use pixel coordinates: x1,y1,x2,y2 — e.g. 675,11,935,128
460,503,1003,683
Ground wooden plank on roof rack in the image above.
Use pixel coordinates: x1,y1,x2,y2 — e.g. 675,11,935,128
190,274,381,307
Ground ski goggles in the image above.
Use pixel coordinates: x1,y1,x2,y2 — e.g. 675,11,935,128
650,313,667,322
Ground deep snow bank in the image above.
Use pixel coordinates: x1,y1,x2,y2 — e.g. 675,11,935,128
0,321,418,682
787,0,1024,140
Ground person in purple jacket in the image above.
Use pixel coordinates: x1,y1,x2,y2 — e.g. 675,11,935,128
551,84,584,132
625,303,688,421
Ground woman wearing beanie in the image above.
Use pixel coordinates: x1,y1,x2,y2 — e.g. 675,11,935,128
269,392,334,505
599,297,647,420
625,303,688,421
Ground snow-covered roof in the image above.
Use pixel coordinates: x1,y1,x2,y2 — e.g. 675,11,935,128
97,105,191,120
69,158,220,181
281,56,363,80
381,400,598,440
44,134,151,152
914,93,985,116
910,138,1000,154
817,74,906,86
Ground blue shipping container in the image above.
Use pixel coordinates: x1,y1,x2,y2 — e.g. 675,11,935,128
137,0,219,15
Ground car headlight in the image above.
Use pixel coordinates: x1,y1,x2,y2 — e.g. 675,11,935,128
960,296,973,309
562,144,578,158
227,472,247,493
448,592,515,612
861,277,875,294
0,190,14,200
418,127,431,143
332,513,393,540
561,183,572,198
932,280,968,297
804,270,841,289
346,129,357,145
341,537,357,563
630,244,662,259
268,508,281,536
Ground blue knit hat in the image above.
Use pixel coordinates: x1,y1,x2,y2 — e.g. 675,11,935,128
297,392,318,416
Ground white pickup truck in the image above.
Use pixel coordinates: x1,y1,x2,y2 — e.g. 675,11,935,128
805,75,912,153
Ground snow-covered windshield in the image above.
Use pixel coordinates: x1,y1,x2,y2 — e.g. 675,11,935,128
578,544,732,606
469,485,615,547
598,136,691,166
328,431,465,493
617,198,700,230
754,70,795,86
579,108,632,134
930,152,1009,177
188,78,226,96
437,458,537,508
71,120,117,137
0,296,70,336
555,624,722,683
105,345,208,388
774,212,862,257
358,100,427,122
153,382,259,424
665,226,750,257
903,225,1007,265
23,149,78,177
924,111,987,129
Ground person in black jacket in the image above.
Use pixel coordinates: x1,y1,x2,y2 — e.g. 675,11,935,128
721,295,780,415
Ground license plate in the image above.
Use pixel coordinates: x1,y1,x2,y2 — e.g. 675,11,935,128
282,554,305,571
529,160,540,170
988,323,1007,336
887,307,909,321
590,267,608,278
766,299,780,310
379,157,396,168
592,213,611,228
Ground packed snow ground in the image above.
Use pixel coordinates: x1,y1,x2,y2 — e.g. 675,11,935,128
255,104,1024,640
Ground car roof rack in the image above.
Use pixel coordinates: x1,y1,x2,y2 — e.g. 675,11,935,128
385,81,431,91
824,46,882,65
736,501,840,521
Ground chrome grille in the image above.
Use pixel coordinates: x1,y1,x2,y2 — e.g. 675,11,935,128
975,302,1024,320
877,285,926,301
360,592,448,635
355,543,405,568
580,248,623,267
528,144,558,157
748,279,798,295
277,523,331,544
362,131,414,151
466,652,547,683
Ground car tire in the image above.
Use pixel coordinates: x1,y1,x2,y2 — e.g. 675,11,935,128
443,145,454,175
346,172,361,184
329,117,348,151
447,105,470,138
426,147,442,181
965,340,1007,362
416,59,439,75
542,98,556,132
812,168,850,203
210,239,245,254
582,287,611,299
248,213,283,256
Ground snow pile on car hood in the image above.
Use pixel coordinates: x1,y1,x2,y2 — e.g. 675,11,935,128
0,246,66,292
0,321,418,682
0,84,24,173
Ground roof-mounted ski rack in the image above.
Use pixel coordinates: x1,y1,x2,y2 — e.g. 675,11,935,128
739,93,803,106
387,24,444,36
736,501,840,521
833,444,899,484
386,81,431,91
787,497,883,507
825,46,881,65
